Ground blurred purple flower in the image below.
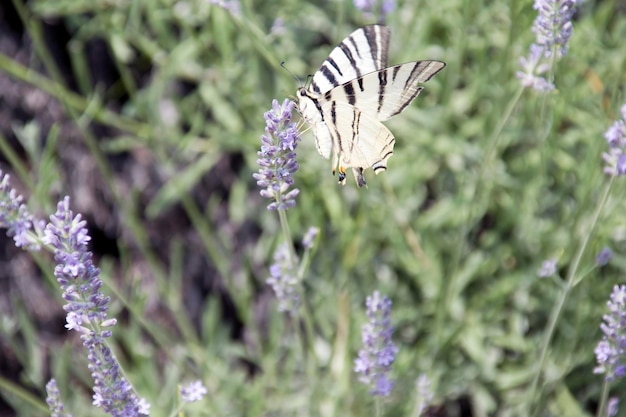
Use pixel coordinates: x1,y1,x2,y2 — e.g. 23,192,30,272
538,258,558,278
0,171,41,250
354,291,398,396
603,104,626,176
594,285,626,381
302,226,319,250
46,379,72,417
608,397,619,417
253,99,301,210
518,0,579,91
266,243,300,314
180,380,207,403
596,247,613,267
416,374,433,414
354,0,396,18
516,44,554,92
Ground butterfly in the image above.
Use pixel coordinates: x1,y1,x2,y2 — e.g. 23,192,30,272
297,25,445,187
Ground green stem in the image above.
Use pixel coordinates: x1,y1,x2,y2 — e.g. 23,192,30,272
595,379,610,417
528,176,615,414
375,395,382,417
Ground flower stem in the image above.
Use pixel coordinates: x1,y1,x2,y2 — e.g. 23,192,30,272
527,176,615,414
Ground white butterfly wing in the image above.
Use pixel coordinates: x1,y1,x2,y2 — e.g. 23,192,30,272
335,61,446,121
320,101,395,187
309,25,390,95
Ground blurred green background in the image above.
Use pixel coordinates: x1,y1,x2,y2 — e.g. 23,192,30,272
1,0,626,416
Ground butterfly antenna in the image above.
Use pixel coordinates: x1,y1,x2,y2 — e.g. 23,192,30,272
280,61,303,85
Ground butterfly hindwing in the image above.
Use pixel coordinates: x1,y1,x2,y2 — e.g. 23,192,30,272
321,101,395,186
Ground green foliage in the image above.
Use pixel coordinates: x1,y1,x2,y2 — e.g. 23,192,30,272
1,0,626,416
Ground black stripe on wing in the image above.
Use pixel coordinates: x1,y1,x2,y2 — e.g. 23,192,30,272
362,25,389,70
324,60,445,120
309,25,391,95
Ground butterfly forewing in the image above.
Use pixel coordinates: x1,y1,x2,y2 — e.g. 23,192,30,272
310,25,390,95
297,25,445,187
353,61,445,121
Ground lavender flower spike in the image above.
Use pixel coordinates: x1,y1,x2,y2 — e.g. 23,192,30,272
531,0,578,58
354,291,398,396
517,0,579,91
46,379,72,417
44,197,148,416
43,197,109,327
602,104,626,176
0,170,41,250
594,285,626,381
266,243,300,315
253,99,301,210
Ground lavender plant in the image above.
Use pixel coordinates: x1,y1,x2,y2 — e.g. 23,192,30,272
253,99,321,320
524,101,626,415
0,173,149,416
516,0,579,91
44,197,149,417
354,291,398,397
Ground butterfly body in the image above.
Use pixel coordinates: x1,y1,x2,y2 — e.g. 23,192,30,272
297,25,445,187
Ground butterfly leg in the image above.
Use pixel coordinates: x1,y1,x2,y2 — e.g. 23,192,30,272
335,166,347,185
330,150,348,185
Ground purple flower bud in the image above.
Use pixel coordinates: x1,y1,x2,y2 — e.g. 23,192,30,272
596,247,613,267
